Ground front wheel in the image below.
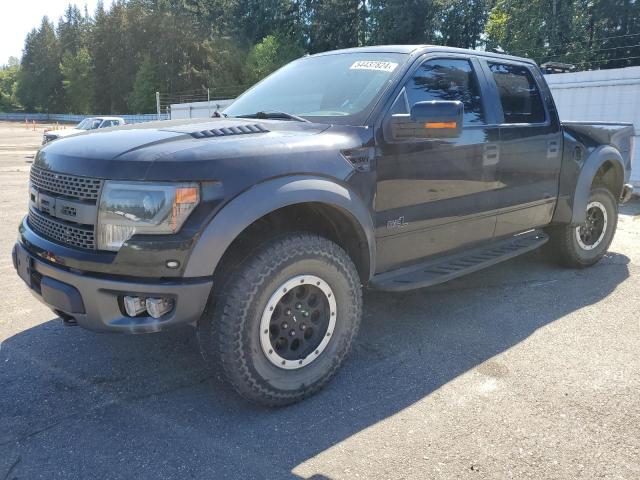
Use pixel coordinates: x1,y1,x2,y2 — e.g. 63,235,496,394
197,232,362,407
546,187,618,268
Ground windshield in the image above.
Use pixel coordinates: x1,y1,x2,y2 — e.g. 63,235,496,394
225,52,408,125
76,118,102,130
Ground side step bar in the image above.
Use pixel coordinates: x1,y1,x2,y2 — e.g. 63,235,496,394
369,230,549,292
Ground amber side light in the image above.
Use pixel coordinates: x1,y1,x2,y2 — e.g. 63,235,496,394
171,187,199,231
175,187,199,204
424,122,457,129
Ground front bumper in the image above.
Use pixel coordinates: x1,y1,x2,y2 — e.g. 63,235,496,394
12,241,213,333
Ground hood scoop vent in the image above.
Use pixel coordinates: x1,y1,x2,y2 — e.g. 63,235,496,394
190,123,269,139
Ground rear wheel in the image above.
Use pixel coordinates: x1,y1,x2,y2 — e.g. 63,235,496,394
197,232,362,407
546,187,618,268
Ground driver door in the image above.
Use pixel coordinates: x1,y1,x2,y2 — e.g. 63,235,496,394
374,55,501,272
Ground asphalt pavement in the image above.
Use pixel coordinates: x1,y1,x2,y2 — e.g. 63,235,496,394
1,122,639,479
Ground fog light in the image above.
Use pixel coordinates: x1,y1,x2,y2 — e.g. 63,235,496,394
145,297,173,318
166,260,180,269
123,296,146,316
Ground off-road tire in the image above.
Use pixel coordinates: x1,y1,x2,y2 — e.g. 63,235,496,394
197,232,362,407
546,187,618,268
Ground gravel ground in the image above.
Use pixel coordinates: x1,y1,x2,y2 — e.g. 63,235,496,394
0,121,639,480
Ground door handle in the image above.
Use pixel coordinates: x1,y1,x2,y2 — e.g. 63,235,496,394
483,144,500,165
547,139,560,158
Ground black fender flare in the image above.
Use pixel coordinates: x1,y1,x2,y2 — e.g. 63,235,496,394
183,176,376,278
570,145,625,225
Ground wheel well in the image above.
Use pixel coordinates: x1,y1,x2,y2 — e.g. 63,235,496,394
592,160,623,199
213,202,371,282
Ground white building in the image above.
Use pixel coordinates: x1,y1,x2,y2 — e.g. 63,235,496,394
545,67,640,187
170,99,234,120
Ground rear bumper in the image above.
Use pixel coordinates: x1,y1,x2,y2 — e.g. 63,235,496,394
12,241,212,333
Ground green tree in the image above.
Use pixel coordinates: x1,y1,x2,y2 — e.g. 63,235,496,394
440,0,488,49
16,17,63,112
128,56,159,113
369,0,441,44
232,0,304,44
90,0,139,113
484,0,640,68
304,0,364,53
0,57,20,111
57,4,90,54
90,1,111,113
60,48,95,114
583,0,640,69
244,34,305,83
198,37,249,93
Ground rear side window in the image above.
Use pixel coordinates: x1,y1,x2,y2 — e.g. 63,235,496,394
405,58,486,125
489,63,546,124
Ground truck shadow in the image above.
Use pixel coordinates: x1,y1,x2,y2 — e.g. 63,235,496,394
0,249,630,479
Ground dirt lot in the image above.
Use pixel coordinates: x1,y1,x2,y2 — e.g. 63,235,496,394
0,121,639,479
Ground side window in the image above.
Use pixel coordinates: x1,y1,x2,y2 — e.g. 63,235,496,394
405,58,486,125
488,63,546,124
100,120,113,128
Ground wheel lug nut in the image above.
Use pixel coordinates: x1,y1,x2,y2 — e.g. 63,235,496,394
295,303,302,310
282,322,288,329
290,330,296,336
300,324,306,330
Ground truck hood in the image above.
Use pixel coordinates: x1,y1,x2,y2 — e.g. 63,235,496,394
34,117,366,184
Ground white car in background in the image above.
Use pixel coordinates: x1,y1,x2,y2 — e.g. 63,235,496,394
42,117,126,144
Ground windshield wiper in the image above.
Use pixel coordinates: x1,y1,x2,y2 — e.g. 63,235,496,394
234,111,311,123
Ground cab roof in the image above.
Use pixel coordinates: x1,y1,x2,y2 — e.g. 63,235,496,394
311,45,536,65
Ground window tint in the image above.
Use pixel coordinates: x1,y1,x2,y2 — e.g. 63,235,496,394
405,58,485,125
489,63,545,124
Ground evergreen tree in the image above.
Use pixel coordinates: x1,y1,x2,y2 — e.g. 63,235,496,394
60,48,95,114
10,0,640,114
244,34,306,83
440,0,488,49
57,4,90,55
304,0,363,53
16,17,63,112
128,56,160,113
368,0,440,45
91,1,112,113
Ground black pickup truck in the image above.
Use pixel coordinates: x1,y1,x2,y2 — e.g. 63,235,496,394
13,45,635,406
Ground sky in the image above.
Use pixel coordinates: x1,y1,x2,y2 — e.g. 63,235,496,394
1,0,110,66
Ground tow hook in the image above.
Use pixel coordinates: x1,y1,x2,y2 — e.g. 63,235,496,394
620,184,634,204
57,311,78,326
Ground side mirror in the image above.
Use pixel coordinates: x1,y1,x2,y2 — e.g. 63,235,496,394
390,100,463,140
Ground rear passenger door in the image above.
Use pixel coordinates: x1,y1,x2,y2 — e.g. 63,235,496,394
480,60,562,237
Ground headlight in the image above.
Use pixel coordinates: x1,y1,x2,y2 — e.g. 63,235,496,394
97,181,199,251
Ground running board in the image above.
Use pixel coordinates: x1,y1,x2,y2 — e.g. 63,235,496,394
369,230,549,292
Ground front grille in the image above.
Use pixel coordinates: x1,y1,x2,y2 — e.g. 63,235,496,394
30,166,102,201
28,208,95,250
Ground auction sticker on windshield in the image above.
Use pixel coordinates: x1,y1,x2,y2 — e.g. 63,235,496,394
350,61,398,72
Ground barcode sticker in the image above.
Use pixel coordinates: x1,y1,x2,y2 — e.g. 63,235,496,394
350,61,398,72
